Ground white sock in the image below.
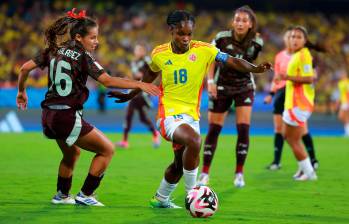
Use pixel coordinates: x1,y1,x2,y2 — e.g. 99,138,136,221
183,167,199,193
298,157,314,177
344,123,349,136
156,178,177,202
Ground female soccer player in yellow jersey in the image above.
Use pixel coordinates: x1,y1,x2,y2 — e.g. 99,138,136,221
337,70,349,136
108,10,271,208
281,26,318,181
264,27,320,171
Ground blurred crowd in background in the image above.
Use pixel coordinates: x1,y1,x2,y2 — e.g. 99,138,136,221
1,0,349,113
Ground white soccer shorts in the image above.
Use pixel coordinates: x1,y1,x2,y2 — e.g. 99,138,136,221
156,114,200,141
283,107,311,127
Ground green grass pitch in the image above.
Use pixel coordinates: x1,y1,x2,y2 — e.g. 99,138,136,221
0,133,348,224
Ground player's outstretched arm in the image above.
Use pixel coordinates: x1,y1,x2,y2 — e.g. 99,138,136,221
17,60,38,110
98,72,160,97
215,52,271,74
226,57,271,73
107,69,160,103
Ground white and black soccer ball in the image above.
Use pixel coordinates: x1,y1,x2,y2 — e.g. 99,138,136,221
185,186,218,218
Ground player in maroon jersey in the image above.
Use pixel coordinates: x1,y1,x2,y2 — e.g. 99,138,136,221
116,44,160,149
198,6,264,188
16,8,159,206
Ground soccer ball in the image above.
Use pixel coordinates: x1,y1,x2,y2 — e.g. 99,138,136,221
185,186,218,218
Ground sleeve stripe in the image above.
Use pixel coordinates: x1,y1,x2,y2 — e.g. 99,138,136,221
94,61,103,70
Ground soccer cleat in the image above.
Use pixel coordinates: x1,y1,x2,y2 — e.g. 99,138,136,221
75,191,105,206
51,191,76,205
266,163,281,171
149,196,182,209
234,173,245,188
152,132,161,148
311,159,319,170
293,169,303,179
116,140,129,149
197,173,209,186
294,171,318,181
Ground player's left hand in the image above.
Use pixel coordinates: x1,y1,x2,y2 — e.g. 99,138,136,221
107,90,132,103
255,62,272,73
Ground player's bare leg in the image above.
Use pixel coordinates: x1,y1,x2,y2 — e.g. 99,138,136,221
52,141,81,205
74,128,115,206
151,124,201,208
284,125,317,181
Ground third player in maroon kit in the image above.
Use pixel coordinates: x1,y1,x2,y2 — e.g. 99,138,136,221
198,6,263,187
116,44,160,148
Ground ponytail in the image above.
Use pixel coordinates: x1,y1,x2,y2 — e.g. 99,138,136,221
44,8,96,55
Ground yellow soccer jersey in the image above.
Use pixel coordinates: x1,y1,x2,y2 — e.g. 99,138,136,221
285,47,315,111
149,40,219,120
338,78,349,104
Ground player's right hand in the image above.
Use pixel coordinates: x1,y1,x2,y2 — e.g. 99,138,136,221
139,82,160,96
107,90,132,103
208,83,217,99
264,95,272,104
16,91,28,110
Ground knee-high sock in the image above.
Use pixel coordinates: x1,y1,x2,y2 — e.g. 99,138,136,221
273,132,284,164
57,175,72,195
81,173,104,196
183,167,198,193
156,178,178,202
298,157,314,177
235,124,250,174
302,133,316,161
202,124,222,174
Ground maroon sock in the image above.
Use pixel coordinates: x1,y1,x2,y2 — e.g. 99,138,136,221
235,124,250,173
57,175,72,195
81,173,104,196
202,124,222,174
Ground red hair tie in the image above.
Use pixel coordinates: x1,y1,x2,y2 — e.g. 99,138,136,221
67,8,86,19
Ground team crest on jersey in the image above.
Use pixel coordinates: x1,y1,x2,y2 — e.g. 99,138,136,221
188,53,197,62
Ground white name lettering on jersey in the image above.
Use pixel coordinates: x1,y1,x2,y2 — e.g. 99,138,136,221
58,48,81,61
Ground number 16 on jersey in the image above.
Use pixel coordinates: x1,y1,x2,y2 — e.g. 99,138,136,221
49,58,73,96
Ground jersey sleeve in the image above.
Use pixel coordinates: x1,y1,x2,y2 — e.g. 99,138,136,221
202,43,219,65
249,35,264,61
148,53,161,73
84,52,105,80
300,49,313,77
274,53,281,75
33,50,49,69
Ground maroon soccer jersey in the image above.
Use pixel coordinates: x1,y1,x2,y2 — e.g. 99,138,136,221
130,56,152,105
213,30,263,95
34,41,105,110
